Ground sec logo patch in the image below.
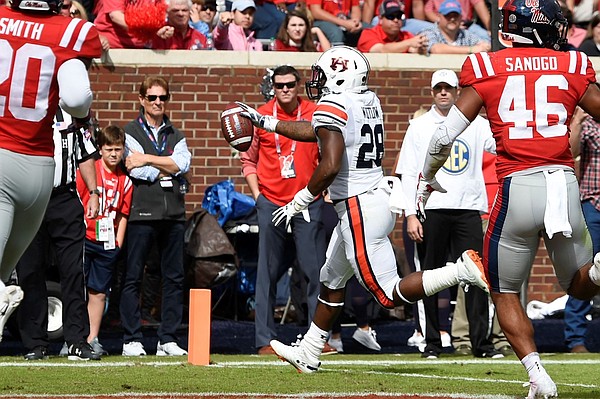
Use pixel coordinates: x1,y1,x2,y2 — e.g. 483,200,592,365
443,139,470,175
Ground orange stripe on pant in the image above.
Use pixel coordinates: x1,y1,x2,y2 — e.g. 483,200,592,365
346,197,394,308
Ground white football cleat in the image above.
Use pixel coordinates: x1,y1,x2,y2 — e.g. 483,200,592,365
526,373,558,399
270,339,320,374
0,285,24,342
456,250,490,293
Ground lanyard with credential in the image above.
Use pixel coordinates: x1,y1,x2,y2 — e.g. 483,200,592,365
137,117,167,155
273,103,302,156
99,166,120,218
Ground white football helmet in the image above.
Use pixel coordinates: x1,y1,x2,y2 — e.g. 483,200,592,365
306,46,371,100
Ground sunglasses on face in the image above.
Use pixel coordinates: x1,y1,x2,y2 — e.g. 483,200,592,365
145,94,170,102
273,81,297,90
62,3,71,9
202,5,216,11
385,12,404,20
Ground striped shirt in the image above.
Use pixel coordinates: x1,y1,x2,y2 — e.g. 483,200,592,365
579,116,600,210
422,25,482,54
52,107,98,188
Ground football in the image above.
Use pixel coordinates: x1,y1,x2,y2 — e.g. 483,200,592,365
221,103,254,152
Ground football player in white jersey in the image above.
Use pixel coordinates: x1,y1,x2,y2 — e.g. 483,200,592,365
236,46,489,373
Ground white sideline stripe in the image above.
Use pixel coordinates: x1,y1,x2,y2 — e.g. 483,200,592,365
0,361,184,367
357,369,599,389
216,358,600,366
0,393,514,399
3,358,600,367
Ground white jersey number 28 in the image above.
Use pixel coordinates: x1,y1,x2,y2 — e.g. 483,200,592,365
357,123,384,168
498,74,568,140
0,40,55,122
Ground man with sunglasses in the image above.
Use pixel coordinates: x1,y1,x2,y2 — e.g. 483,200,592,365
240,65,331,356
121,76,191,357
190,0,218,36
357,0,428,53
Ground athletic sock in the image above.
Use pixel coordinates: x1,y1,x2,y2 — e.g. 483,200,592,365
422,263,459,296
301,322,328,360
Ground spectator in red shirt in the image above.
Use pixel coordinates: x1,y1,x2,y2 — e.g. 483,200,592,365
308,0,364,46
94,0,147,48
274,9,331,51
357,0,428,53
152,0,208,49
362,0,433,34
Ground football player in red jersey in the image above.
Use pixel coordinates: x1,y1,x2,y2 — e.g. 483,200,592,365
0,0,101,341
417,0,600,397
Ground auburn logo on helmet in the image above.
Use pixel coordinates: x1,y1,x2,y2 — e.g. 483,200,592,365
330,57,349,72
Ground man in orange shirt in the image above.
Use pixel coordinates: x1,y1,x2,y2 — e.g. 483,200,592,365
357,0,428,53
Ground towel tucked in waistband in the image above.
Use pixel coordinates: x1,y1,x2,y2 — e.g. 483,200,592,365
543,169,572,239
378,176,407,215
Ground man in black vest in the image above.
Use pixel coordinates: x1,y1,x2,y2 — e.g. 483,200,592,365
121,76,191,356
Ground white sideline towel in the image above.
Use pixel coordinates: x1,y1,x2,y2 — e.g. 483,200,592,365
543,169,572,239
378,176,407,215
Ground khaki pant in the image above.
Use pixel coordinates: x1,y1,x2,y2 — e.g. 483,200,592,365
451,218,509,350
451,288,509,349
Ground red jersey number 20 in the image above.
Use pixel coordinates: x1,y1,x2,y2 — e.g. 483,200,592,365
498,74,568,140
0,40,54,122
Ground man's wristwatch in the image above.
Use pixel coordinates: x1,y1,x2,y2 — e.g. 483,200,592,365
89,189,101,196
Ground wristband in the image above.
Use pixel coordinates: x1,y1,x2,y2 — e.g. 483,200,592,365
89,189,100,196
263,116,280,132
293,187,316,211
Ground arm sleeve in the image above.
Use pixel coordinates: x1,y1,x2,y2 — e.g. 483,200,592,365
422,105,470,179
212,23,227,47
58,59,93,118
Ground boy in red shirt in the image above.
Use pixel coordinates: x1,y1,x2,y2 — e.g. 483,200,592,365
77,126,133,355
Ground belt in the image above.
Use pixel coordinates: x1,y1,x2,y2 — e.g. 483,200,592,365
52,183,76,196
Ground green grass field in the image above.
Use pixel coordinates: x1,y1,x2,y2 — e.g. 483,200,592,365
1,353,599,398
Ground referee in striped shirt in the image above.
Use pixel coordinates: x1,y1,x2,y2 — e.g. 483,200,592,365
16,107,102,361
